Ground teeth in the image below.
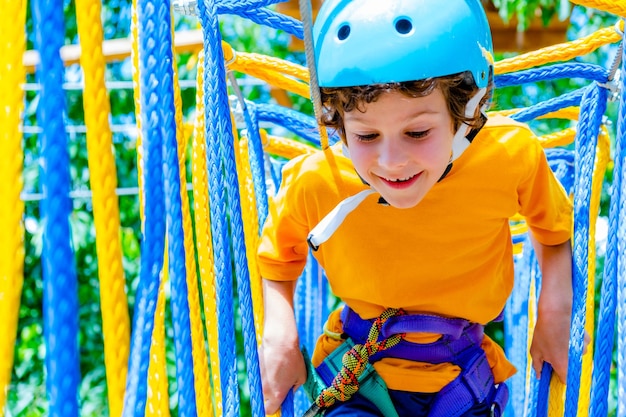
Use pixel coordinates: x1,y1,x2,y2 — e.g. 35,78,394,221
386,175,414,182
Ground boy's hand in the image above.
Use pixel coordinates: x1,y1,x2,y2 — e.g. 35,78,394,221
259,336,307,414
530,305,590,383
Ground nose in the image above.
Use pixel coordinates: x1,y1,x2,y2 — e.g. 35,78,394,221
377,136,408,170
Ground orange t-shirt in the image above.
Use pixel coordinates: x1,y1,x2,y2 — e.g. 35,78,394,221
257,115,573,392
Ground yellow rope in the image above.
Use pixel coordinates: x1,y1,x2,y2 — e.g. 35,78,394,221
233,133,265,344
169,14,214,417
496,24,623,74
146,260,172,417
131,1,170,414
222,42,311,98
192,49,223,417
574,125,611,417
0,0,26,412
263,131,317,159
570,0,626,17
75,2,131,415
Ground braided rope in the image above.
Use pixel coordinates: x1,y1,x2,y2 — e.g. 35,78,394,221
565,84,608,417
123,0,169,413
31,0,81,415
230,7,303,39
264,133,317,159
0,0,26,411
233,134,265,345
191,49,223,417
570,0,626,17
256,103,321,145
299,0,330,150
196,1,241,414
576,123,612,417
614,27,626,417
495,63,609,87
222,43,309,82
313,309,404,409
75,2,131,415
496,26,622,75
156,2,199,414
129,2,170,414
145,272,172,417
589,33,626,417
171,24,213,417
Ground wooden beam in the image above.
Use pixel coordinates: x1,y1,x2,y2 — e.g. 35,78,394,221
23,29,204,74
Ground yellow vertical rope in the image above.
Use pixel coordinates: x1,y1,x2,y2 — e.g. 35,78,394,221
192,49,223,417
130,1,170,414
0,0,26,413
146,258,172,417
232,133,264,344
75,2,131,415
170,20,214,417
575,126,612,417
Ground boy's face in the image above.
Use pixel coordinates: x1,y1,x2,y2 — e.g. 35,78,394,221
343,88,455,209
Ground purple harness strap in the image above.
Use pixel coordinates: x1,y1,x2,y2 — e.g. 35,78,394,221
341,307,484,364
339,307,509,417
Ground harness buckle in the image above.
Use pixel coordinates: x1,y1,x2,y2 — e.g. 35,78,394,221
460,350,494,403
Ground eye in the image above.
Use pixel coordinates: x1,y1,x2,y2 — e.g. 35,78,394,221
353,133,378,142
407,130,430,140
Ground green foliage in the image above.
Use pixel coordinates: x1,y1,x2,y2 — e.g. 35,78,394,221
490,0,572,30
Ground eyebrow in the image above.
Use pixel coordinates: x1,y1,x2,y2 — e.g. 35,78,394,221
345,109,441,123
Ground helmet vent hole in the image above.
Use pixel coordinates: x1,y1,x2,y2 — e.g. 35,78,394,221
394,18,413,35
337,24,351,41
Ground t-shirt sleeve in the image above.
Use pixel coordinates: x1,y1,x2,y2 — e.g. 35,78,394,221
517,137,573,245
257,157,311,281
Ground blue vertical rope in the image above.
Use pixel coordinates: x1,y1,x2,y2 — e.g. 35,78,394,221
505,244,534,417
155,1,198,415
240,101,269,228
564,83,607,417
615,29,626,417
223,67,265,417
122,0,166,415
197,1,240,415
31,0,81,415
589,44,625,417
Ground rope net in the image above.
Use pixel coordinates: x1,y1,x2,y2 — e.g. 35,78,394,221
0,0,625,416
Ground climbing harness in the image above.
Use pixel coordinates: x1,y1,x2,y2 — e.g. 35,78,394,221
303,307,509,416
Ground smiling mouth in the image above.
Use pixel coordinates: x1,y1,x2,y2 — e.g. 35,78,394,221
383,175,417,183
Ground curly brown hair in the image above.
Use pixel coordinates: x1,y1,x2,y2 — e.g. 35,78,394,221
319,71,493,141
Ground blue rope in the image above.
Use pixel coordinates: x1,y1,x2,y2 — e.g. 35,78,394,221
239,101,270,228
256,103,323,146
589,48,625,417
614,31,626,417
495,63,609,88
536,363,553,417
505,241,536,417
197,0,241,415
510,88,585,123
565,83,607,417
123,0,166,415
224,7,304,39
31,0,81,415
217,0,284,12
155,1,198,415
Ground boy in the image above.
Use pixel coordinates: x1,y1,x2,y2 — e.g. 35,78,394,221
258,1,579,415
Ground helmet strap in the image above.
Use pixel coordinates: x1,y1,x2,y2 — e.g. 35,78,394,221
450,87,487,162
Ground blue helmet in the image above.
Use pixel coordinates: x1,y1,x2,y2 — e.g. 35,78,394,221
313,0,494,88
